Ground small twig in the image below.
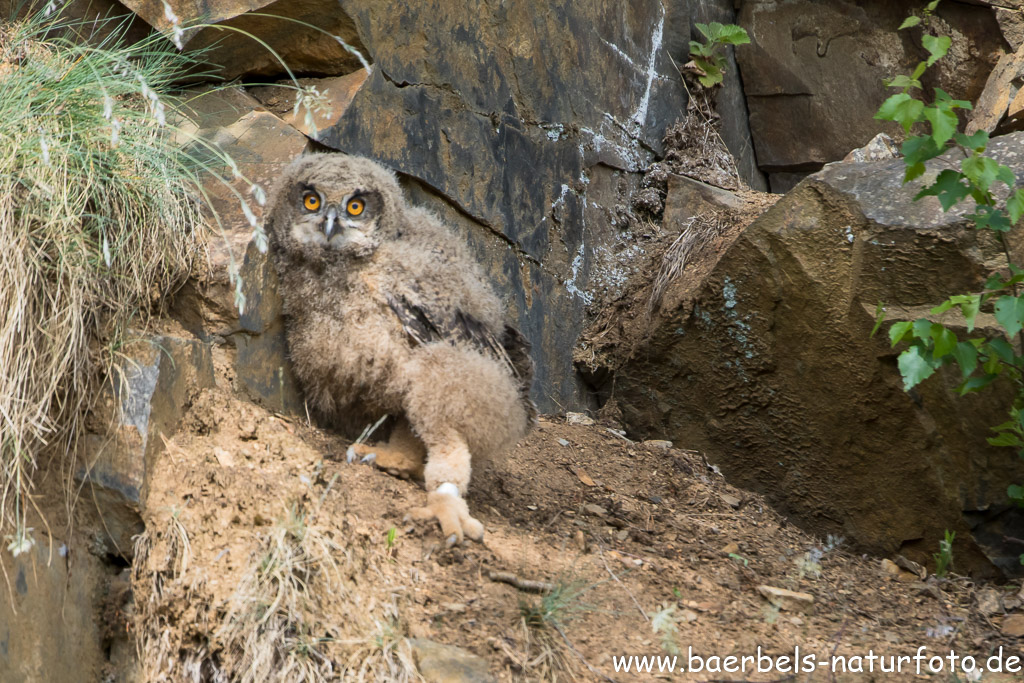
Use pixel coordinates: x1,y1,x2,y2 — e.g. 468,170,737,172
488,571,555,594
604,428,633,444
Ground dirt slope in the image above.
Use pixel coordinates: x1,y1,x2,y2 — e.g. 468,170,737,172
129,387,1024,681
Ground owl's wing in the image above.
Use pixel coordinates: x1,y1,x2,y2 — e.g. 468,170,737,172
385,291,535,386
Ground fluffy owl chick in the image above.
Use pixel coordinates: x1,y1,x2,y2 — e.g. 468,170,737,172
264,153,535,545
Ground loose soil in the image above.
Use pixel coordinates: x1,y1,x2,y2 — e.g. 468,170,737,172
128,387,1024,681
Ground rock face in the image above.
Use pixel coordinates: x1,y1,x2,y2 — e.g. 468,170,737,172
0,541,114,683
80,334,215,554
314,0,686,409
147,0,765,413
736,0,1005,192
593,132,1024,577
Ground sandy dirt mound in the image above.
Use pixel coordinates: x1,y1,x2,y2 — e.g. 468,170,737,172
130,388,1024,681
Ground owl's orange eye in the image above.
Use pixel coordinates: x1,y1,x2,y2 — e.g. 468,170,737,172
346,198,365,216
302,192,321,211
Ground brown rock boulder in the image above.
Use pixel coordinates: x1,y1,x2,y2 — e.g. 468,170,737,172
737,0,1005,192
586,132,1024,577
122,0,369,80
172,86,308,416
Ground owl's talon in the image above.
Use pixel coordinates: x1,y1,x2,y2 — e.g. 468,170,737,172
406,489,484,546
346,443,378,466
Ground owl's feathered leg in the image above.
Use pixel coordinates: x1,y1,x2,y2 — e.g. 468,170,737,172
405,433,484,546
346,418,426,479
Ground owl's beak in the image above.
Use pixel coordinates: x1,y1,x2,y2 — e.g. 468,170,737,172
323,206,338,238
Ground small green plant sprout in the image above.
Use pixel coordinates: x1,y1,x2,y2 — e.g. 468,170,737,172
934,530,955,577
728,552,749,567
385,526,398,560
898,0,942,31
688,22,750,88
873,5,1024,566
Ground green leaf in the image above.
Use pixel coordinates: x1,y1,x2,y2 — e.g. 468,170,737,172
954,130,989,152
931,324,957,359
688,40,711,58
994,294,1024,337
1008,188,1024,224
696,59,724,87
998,164,1017,188
923,104,958,146
931,294,977,316
926,0,941,11
934,87,971,111
905,162,927,183
1008,484,1024,505
971,206,1013,232
715,24,750,46
912,318,933,340
887,74,920,91
961,295,981,331
922,34,952,66
960,373,997,394
962,154,1000,192
915,169,969,211
912,61,928,82
695,22,712,40
898,345,937,391
899,15,922,30
986,272,1024,290
988,337,1016,364
870,302,886,337
951,341,978,378
876,93,924,132
988,432,1024,447
902,135,943,168
889,321,914,347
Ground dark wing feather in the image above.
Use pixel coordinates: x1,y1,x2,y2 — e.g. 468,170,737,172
386,291,537,422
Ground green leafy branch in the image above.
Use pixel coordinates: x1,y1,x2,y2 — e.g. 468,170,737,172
688,22,750,88
873,3,1024,534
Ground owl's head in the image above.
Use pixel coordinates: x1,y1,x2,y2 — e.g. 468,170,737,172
265,153,405,260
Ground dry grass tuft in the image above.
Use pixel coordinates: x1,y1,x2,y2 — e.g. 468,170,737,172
648,213,725,315
0,9,205,550
134,502,417,682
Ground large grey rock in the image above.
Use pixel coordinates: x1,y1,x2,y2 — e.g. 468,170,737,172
80,335,214,555
737,0,1004,192
0,541,112,682
585,131,1024,577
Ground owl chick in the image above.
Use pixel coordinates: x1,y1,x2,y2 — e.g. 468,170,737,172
264,153,535,545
